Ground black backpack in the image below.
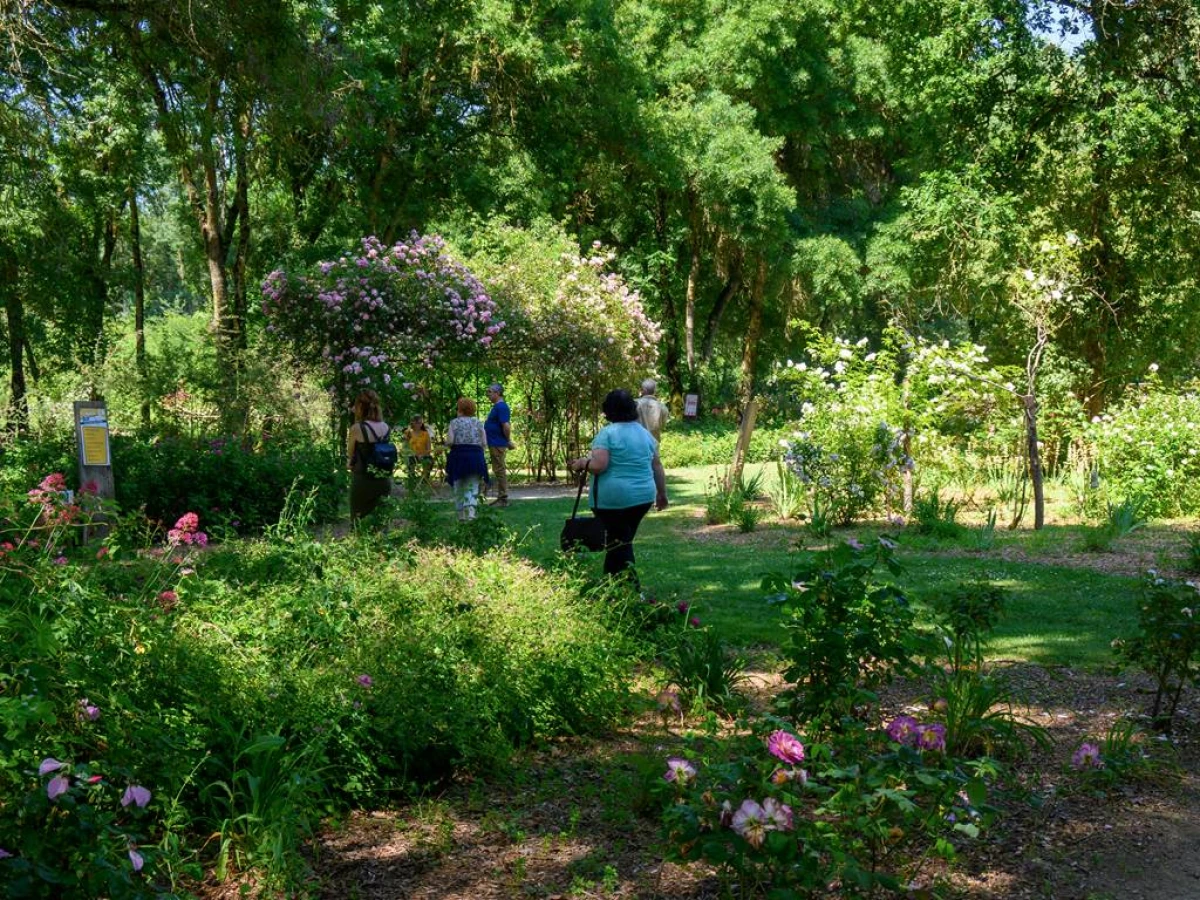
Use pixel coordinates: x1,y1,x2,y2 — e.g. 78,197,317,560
359,422,398,474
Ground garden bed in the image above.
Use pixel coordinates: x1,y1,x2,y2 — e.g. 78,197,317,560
285,665,1199,900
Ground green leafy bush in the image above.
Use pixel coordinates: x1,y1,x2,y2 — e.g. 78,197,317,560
0,479,633,893
657,421,792,469
763,537,915,728
912,489,965,539
1115,571,1200,730
1087,384,1200,517
112,433,345,532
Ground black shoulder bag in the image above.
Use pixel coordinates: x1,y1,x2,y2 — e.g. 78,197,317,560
560,470,607,552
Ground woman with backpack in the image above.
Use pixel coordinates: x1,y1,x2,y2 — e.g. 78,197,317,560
347,389,394,520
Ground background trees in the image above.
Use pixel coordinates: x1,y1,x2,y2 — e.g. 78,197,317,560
0,0,1197,445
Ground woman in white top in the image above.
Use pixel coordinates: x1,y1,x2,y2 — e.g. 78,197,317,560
444,397,489,520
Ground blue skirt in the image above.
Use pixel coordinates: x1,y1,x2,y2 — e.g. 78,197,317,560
446,444,489,485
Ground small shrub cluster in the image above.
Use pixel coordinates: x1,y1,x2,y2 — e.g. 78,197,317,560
703,470,764,532
657,420,792,470
112,433,345,533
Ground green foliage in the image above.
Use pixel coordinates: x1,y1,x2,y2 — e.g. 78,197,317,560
928,668,1051,760
766,459,806,520
1080,499,1148,553
763,537,915,728
1087,385,1200,518
931,581,1008,673
657,719,995,897
702,469,763,527
912,489,965,539
661,626,748,715
112,433,344,533
655,421,791,470
1116,572,1200,730
1184,532,1200,574
0,470,633,890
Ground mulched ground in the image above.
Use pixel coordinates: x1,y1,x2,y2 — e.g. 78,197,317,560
295,664,1197,900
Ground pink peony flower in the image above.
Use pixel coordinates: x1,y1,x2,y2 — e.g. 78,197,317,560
767,729,806,765
47,775,70,801
1072,743,1103,770
663,757,697,784
731,799,768,848
121,784,152,808
762,797,794,832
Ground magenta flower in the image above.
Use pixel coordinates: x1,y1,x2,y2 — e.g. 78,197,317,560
47,775,70,801
663,757,697,784
676,600,690,614
121,785,152,808
77,699,100,722
886,715,921,746
53,556,68,566
762,797,794,832
689,616,701,628
1072,743,1103,770
731,799,768,848
916,723,947,752
766,729,806,765
0,848,13,859
38,758,66,776
129,848,144,872
356,674,373,688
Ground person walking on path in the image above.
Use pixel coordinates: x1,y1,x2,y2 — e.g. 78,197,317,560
484,382,515,507
568,389,669,590
347,389,392,520
445,397,490,521
636,378,670,444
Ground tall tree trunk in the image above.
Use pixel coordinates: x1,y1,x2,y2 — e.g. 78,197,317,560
1024,393,1045,530
737,258,766,410
2,254,29,436
700,253,742,369
130,186,150,428
654,188,685,402
684,187,701,379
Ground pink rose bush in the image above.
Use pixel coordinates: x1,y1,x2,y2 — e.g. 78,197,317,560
658,720,986,893
262,234,502,407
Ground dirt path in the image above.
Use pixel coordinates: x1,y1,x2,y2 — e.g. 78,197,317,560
297,667,1199,900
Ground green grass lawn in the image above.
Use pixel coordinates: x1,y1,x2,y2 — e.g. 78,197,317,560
456,464,1160,670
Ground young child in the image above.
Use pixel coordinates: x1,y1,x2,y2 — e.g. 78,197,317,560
403,415,435,485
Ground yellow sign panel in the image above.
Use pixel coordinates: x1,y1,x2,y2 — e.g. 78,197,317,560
81,425,110,466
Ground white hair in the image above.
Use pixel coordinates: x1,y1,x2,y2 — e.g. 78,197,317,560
641,378,657,395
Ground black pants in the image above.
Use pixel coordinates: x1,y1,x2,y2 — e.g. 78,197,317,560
594,502,652,586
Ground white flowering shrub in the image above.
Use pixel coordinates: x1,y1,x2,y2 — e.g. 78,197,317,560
1086,378,1200,518
770,333,910,524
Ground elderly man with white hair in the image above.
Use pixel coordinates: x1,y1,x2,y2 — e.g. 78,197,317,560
635,378,669,444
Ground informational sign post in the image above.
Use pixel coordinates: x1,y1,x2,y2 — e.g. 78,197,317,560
74,401,116,539
683,393,700,419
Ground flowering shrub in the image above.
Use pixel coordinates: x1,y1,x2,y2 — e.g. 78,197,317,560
262,234,502,409
763,537,915,728
657,721,992,896
455,220,661,474
1085,381,1200,518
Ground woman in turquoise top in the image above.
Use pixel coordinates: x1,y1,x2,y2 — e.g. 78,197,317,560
569,389,669,588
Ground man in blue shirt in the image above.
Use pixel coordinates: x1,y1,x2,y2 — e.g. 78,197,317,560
484,383,514,507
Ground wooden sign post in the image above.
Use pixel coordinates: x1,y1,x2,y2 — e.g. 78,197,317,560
74,400,115,539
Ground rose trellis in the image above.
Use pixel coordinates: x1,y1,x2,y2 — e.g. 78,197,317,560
261,234,504,412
